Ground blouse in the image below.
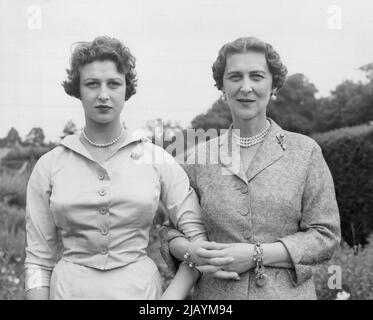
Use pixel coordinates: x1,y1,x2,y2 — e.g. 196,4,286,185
24,128,206,291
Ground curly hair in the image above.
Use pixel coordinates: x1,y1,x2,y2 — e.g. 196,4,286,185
62,36,137,101
212,37,288,91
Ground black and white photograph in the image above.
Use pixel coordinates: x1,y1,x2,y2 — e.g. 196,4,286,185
0,0,372,303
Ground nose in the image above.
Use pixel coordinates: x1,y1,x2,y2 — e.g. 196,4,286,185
240,77,253,94
98,86,109,102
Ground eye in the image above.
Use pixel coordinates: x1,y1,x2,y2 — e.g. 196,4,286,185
85,81,99,88
228,74,241,81
108,81,121,88
251,74,264,81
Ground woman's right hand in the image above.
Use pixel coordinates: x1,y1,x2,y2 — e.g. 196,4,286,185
188,240,241,280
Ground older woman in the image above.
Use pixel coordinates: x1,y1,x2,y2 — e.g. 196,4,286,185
23,36,237,300
161,37,341,300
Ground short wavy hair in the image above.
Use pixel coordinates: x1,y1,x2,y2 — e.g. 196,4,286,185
212,37,288,91
62,36,137,101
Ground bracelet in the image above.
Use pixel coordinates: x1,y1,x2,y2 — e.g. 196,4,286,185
253,242,267,287
183,244,196,269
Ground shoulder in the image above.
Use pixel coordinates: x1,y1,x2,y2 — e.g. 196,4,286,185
33,145,65,170
282,130,322,163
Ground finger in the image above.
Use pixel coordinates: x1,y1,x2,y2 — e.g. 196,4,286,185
196,248,227,259
200,241,231,250
196,265,221,274
213,270,240,281
207,257,234,266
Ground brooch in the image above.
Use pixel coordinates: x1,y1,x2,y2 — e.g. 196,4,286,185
276,133,286,151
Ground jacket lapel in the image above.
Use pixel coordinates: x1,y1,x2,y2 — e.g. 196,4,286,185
245,119,285,182
218,119,286,183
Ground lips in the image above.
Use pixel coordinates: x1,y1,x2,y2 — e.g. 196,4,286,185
95,105,112,110
237,98,255,103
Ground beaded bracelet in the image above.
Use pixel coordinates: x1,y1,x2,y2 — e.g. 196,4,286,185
253,242,267,287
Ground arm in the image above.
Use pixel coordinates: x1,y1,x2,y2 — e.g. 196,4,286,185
276,144,341,286
24,154,59,299
160,263,200,300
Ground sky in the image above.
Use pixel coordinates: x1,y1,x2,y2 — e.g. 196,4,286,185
0,0,372,142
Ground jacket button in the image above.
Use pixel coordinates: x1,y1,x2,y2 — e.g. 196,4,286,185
98,189,106,196
101,228,108,236
240,185,248,194
100,248,108,255
239,209,249,216
99,207,108,215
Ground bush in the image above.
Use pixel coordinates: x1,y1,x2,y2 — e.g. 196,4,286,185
314,234,373,300
0,203,26,300
313,124,373,246
0,172,29,207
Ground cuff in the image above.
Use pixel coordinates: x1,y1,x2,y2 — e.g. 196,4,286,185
24,264,52,292
277,238,313,286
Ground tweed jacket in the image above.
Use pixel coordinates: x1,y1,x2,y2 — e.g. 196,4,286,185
160,119,341,300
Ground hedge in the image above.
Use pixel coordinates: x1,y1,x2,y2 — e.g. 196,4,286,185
313,124,373,247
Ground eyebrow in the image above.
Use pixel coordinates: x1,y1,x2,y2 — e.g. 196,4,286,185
225,70,266,76
82,77,124,82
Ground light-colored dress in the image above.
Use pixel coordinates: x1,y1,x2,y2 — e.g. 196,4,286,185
25,129,206,299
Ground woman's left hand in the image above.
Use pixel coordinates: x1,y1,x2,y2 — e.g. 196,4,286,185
196,243,255,275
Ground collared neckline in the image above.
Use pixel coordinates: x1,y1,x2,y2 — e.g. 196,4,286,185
60,127,149,162
218,118,286,182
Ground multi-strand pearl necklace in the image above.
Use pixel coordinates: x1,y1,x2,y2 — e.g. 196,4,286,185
82,126,124,148
232,120,271,148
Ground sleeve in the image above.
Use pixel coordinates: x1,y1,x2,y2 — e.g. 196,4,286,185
157,149,206,241
24,153,59,291
156,148,207,273
277,143,341,286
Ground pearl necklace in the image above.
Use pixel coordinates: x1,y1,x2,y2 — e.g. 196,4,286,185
232,120,270,148
82,127,124,148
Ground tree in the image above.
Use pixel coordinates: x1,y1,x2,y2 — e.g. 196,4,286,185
267,73,318,134
61,120,78,138
24,127,45,146
2,127,22,147
191,97,232,131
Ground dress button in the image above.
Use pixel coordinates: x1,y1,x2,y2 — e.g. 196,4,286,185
98,173,105,181
99,207,108,215
100,248,108,255
101,228,108,236
98,189,106,196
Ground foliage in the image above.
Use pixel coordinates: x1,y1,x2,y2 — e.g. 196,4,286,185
313,125,373,247
61,120,78,139
191,97,232,131
0,203,25,300
0,128,22,148
24,127,45,146
314,235,373,300
268,73,318,134
0,172,29,207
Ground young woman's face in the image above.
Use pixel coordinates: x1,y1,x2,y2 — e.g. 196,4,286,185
79,60,126,125
222,51,273,123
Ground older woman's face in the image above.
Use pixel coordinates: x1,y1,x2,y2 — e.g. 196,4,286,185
222,51,273,123
79,60,126,126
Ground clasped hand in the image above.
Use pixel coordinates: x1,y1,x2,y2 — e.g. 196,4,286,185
187,240,255,280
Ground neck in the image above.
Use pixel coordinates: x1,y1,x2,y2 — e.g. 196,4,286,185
84,119,123,144
232,115,268,137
